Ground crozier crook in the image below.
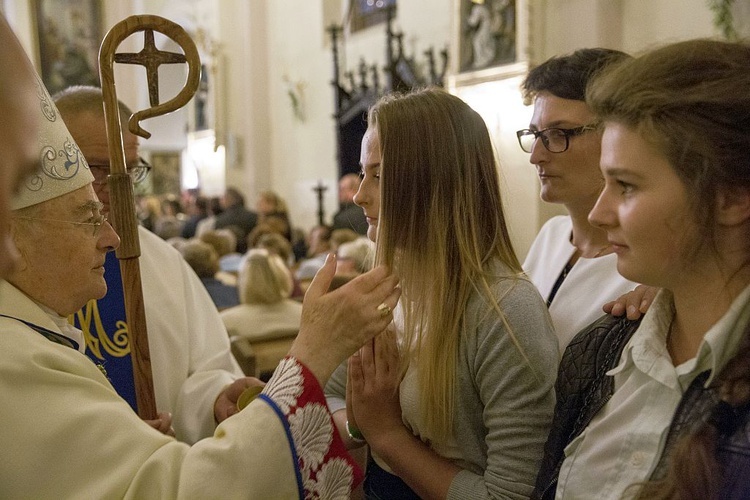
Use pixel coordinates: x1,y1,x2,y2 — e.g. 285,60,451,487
98,15,201,419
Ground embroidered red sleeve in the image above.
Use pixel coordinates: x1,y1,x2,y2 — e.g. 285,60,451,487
260,356,364,499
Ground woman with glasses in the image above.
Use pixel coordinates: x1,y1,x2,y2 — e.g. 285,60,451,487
517,48,639,353
534,38,750,500
326,88,558,499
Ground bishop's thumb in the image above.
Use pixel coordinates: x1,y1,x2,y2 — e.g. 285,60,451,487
304,253,336,301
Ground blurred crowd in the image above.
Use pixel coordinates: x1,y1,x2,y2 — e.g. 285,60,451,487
141,182,373,348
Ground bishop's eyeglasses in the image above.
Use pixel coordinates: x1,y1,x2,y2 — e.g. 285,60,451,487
516,124,599,154
89,157,152,186
12,204,109,237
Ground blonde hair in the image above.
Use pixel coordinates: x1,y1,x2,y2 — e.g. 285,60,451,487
255,232,293,266
238,248,293,304
330,228,359,249
180,240,219,279
258,190,288,213
200,229,236,257
337,237,374,273
369,87,523,440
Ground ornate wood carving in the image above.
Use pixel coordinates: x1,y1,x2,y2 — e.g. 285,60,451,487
329,7,448,179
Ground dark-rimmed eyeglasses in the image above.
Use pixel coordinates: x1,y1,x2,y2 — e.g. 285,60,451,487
12,213,109,237
89,157,152,186
516,124,599,153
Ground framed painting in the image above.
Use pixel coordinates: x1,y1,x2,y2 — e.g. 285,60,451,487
348,0,397,33
190,63,210,132
149,151,182,197
32,0,103,95
453,0,530,86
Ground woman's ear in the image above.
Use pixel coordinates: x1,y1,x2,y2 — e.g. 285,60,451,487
716,185,750,227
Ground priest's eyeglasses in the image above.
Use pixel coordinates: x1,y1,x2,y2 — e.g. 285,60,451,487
516,124,599,153
89,157,152,186
12,213,109,237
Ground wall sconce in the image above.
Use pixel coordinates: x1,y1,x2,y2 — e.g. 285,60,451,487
283,75,307,122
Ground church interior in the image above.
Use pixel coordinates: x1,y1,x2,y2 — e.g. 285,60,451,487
3,1,750,497
3,0,748,257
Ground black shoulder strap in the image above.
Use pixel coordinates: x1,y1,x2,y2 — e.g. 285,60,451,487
0,313,80,351
533,315,640,500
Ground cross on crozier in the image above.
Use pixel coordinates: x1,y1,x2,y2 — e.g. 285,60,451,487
114,29,187,107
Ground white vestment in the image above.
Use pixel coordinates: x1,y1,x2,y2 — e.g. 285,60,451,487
0,281,360,499
74,226,243,443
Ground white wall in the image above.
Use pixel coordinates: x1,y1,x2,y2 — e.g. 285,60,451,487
621,0,715,53
259,0,453,232
265,1,336,231
3,0,738,257
538,0,719,58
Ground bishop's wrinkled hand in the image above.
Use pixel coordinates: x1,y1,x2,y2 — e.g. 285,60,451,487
214,377,265,422
289,254,400,386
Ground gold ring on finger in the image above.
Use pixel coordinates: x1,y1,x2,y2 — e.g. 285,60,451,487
377,303,392,317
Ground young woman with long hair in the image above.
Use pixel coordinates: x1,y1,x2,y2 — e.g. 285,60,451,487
325,87,559,499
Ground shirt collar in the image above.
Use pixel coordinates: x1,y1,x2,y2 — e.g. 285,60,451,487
0,281,86,353
610,284,750,389
36,302,86,353
695,283,750,385
608,289,677,387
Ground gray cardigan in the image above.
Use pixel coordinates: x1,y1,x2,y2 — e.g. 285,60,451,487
326,266,559,499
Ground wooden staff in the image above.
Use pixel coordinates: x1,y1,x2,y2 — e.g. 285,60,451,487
99,15,201,419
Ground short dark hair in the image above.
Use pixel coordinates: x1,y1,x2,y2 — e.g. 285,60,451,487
225,187,245,207
521,48,630,104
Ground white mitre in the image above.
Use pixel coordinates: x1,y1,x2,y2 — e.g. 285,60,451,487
11,75,93,210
